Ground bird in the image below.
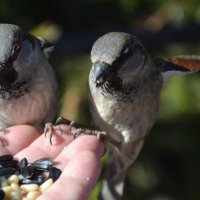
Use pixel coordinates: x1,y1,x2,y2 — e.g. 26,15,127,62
87,32,200,200
0,23,58,134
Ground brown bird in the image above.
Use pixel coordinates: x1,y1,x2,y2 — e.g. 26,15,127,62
87,32,200,200
44,32,200,200
0,24,58,133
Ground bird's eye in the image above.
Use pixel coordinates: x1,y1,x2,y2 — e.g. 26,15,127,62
12,33,21,52
117,47,129,58
122,47,129,55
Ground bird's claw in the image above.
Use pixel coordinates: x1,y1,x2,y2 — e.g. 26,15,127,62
70,125,107,140
44,122,64,144
44,117,107,145
73,127,107,140
44,122,54,145
56,117,107,140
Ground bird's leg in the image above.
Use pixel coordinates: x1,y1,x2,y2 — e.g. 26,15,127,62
44,116,107,145
55,117,107,139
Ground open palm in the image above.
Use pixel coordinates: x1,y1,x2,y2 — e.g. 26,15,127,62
0,124,104,200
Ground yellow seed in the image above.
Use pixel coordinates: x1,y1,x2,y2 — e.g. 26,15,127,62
40,178,53,193
2,186,12,197
10,191,22,200
26,191,41,200
8,174,19,184
10,182,20,191
20,184,39,192
18,175,24,180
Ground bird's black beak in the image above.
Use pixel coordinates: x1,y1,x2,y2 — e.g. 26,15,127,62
92,62,111,86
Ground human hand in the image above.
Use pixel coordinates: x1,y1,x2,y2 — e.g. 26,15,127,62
0,124,104,200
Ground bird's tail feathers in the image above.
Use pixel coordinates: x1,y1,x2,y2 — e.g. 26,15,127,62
155,55,200,80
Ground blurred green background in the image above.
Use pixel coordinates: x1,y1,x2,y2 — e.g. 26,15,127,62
1,0,200,199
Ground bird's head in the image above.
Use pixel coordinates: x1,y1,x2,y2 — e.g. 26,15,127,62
90,32,148,87
0,24,54,100
0,24,53,89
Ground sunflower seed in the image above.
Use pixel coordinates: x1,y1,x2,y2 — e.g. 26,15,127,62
0,155,13,162
32,157,53,171
48,167,61,182
20,166,35,179
0,168,16,177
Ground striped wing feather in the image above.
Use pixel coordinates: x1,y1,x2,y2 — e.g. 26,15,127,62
167,55,200,71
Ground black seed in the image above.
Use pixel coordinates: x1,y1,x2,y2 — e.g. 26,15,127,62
48,167,62,182
0,160,18,168
0,157,60,189
31,175,46,185
20,176,45,185
32,157,53,171
35,175,45,184
19,158,28,168
0,189,5,200
19,178,36,185
0,154,13,162
20,165,35,179
0,167,16,177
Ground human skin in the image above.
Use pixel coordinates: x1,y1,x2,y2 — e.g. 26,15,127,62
0,125,104,200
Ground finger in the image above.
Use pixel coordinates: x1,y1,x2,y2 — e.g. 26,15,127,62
38,150,102,200
54,135,105,169
0,125,40,155
36,135,104,200
15,125,74,162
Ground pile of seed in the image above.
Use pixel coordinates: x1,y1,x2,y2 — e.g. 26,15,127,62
0,154,61,200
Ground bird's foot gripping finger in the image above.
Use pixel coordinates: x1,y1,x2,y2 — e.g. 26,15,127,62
43,122,63,145
55,116,107,140
70,122,107,140
44,122,54,145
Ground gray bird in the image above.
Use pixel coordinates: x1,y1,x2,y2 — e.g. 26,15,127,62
88,32,200,200
0,24,57,132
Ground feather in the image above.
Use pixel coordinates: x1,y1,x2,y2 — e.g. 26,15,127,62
155,55,200,80
36,37,54,58
167,55,200,71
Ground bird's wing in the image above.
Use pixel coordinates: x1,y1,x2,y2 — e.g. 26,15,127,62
36,37,54,58
156,55,200,80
